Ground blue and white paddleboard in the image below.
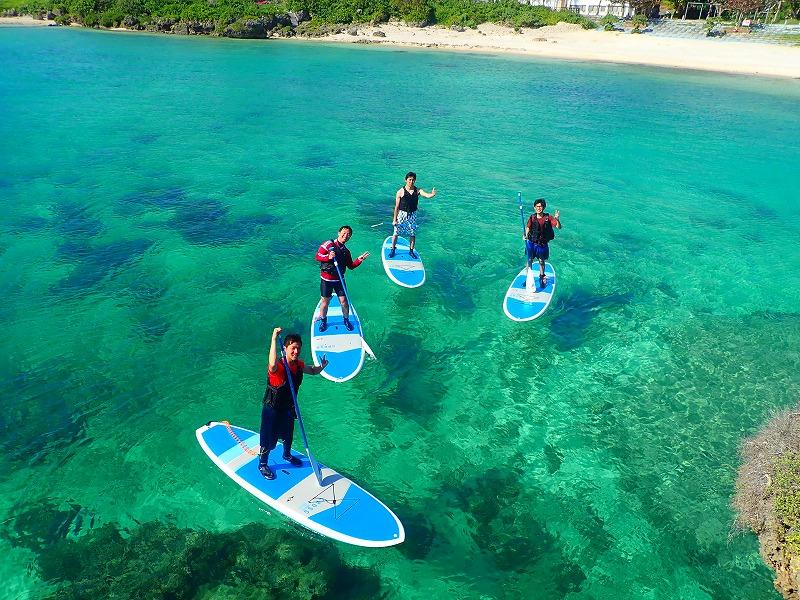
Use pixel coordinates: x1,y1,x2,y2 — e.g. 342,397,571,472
196,421,404,547
381,236,425,288
311,295,366,383
503,262,556,322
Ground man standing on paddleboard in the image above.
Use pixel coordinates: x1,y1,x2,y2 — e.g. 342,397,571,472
315,225,369,332
389,171,436,259
524,198,561,289
259,327,328,480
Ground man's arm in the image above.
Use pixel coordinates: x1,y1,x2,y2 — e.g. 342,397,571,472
268,327,281,374
392,189,402,224
315,241,335,263
552,210,561,229
302,356,329,375
524,215,531,240
419,187,437,199
346,248,370,269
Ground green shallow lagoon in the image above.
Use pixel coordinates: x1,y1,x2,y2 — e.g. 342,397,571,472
1,26,800,599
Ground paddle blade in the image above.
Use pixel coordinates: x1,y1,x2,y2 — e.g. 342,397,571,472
525,267,534,291
362,338,376,360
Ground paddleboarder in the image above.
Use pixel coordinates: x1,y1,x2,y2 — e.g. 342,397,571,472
316,225,369,332
524,198,561,289
259,327,328,480
389,172,436,259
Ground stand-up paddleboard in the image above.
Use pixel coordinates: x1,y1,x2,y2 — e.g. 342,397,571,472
196,421,404,547
381,236,425,288
311,295,365,383
503,262,556,321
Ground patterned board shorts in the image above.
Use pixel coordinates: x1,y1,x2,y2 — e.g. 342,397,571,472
394,210,418,236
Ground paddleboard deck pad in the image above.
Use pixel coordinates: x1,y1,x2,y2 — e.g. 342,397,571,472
381,236,425,288
311,295,365,383
503,262,556,321
196,421,404,547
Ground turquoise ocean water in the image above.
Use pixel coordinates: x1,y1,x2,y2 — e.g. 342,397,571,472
1,26,800,599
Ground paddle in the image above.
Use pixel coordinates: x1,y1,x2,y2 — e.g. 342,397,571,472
519,192,534,290
333,258,376,359
278,334,324,487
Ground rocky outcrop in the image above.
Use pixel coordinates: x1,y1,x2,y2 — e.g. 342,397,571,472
733,404,800,599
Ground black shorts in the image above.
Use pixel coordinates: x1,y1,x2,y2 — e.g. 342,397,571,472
320,279,345,298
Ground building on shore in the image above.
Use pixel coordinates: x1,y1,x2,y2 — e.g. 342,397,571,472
523,0,634,18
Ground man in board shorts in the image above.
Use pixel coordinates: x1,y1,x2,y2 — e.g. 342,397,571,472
259,327,328,480
315,225,369,332
524,198,562,289
389,171,437,259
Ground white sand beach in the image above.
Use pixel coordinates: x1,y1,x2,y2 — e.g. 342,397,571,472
2,16,799,79
317,22,800,79
0,16,56,26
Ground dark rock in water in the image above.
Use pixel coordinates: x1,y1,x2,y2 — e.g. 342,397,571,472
223,18,271,39
373,30,386,37
288,10,309,27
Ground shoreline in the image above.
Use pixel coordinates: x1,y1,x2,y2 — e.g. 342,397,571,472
2,17,799,79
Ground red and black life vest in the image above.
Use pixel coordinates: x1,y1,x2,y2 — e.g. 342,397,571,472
264,363,303,414
527,214,556,245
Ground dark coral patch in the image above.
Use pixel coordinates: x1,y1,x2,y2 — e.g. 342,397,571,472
55,238,153,294
549,289,633,351
3,517,383,600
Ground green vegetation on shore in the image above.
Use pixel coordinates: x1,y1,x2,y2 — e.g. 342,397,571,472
734,403,800,598
1,0,596,34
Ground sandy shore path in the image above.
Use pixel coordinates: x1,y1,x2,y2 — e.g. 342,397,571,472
318,22,800,79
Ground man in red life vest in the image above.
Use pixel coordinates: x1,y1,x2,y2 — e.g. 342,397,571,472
524,198,562,289
259,327,328,480
389,171,437,259
315,225,369,332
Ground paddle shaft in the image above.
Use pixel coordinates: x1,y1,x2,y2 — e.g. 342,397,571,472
277,335,323,486
333,259,375,359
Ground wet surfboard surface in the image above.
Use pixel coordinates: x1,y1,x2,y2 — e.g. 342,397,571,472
196,421,405,547
310,295,365,383
503,262,556,322
381,236,425,288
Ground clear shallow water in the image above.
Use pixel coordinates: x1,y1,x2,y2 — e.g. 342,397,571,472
1,26,800,599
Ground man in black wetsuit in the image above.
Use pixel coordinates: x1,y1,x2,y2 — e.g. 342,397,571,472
389,171,437,259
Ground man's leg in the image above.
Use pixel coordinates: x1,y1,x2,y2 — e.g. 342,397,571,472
320,296,331,318
258,404,276,480
390,232,398,254
281,418,302,467
340,295,352,330
409,235,417,258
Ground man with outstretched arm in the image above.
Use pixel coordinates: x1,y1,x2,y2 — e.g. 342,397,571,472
389,171,436,259
259,327,328,481
315,225,369,332
523,198,562,290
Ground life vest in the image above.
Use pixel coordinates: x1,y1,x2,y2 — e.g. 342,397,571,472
398,186,419,213
263,362,303,414
527,214,556,245
320,240,348,276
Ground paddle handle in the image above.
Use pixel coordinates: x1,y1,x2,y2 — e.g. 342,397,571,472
518,192,528,265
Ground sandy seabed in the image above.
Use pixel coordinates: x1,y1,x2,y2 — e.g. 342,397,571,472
3,16,799,79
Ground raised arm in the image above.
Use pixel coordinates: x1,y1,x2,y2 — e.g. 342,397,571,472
419,187,437,199
552,209,562,229
268,327,281,373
